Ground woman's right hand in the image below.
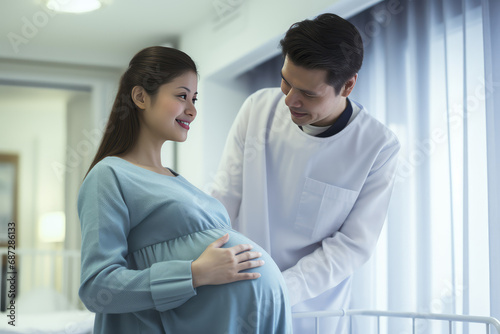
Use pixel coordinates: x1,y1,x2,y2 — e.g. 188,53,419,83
191,233,264,288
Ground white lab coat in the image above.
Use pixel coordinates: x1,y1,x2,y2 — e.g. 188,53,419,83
211,88,400,334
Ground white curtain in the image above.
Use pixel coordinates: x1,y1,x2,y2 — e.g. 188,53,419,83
347,0,500,332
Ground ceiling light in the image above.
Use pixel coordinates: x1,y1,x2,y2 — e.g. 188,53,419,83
45,0,103,14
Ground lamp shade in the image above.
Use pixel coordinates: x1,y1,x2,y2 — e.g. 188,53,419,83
39,211,66,243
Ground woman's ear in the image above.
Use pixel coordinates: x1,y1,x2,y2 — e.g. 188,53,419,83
131,86,147,110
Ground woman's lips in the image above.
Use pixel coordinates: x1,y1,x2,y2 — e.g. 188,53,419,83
176,119,190,130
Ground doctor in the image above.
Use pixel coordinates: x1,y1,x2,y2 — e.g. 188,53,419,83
211,13,400,334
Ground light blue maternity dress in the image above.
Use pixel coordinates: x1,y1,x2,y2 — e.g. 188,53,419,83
77,156,292,334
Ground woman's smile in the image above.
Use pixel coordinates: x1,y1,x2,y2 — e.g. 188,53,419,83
176,119,190,130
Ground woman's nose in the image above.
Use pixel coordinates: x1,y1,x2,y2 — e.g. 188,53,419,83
186,103,197,119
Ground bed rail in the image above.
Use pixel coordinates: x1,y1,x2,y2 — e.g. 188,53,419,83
293,309,500,334
0,248,81,311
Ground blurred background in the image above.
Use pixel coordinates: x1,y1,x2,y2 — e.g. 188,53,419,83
0,0,499,333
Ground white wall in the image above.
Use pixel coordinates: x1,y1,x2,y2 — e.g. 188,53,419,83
0,60,121,131
178,0,381,188
0,60,121,251
0,96,66,249
65,94,92,251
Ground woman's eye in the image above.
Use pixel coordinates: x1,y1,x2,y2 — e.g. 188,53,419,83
192,98,198,104
178,94,187,100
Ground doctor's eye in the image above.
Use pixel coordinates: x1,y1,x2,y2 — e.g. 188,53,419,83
281,80,291,94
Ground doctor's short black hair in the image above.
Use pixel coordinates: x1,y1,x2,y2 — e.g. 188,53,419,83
280,13,364,95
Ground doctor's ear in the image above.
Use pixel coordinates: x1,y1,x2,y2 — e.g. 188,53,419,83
131,86,147,110
341,74,358,97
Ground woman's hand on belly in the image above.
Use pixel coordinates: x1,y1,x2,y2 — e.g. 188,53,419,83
191,233,264,288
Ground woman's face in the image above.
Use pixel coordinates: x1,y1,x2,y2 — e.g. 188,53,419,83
139,71,198,143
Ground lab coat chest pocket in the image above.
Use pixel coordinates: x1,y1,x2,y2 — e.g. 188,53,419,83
294,178,359,241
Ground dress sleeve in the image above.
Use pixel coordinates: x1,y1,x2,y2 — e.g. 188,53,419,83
78,163,197,313
282,138,401,306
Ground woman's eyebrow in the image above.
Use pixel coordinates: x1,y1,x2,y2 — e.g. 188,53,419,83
177,86,198,94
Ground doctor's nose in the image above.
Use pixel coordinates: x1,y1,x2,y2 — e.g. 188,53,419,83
284,88,302,109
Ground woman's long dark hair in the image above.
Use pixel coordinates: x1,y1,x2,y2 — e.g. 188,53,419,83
85,46,197,178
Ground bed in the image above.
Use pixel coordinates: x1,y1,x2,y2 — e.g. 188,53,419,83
1,247,498,334
0,248,94,334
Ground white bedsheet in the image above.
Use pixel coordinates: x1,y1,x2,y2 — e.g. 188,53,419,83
0,288,94,334
0,309,94,334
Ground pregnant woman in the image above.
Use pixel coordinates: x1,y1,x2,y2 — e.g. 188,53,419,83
77,46,292,333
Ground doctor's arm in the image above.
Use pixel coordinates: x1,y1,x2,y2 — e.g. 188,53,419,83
210,95,253,225
282,140,400,306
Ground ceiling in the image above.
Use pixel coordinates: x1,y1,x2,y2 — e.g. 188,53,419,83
0,0,218,69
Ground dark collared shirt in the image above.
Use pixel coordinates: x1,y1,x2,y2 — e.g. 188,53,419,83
299,98,354,137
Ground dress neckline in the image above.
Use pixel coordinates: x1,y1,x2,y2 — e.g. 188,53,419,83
108,156,179,178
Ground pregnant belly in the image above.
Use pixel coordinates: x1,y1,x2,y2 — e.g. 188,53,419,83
182,228,286,291
129,228,289,332
131,228,283,285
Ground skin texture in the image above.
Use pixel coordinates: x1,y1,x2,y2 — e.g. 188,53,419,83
119,71,263,287
280,56,358,127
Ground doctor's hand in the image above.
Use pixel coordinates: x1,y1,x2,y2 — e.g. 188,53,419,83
191,233,264,288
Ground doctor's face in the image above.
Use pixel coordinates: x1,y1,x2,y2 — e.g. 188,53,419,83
280,56,354,127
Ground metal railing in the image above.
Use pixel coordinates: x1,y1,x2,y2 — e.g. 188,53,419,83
0,248,82,311
293,309,500,334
